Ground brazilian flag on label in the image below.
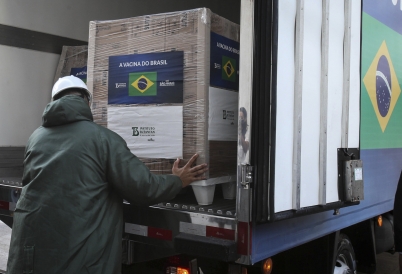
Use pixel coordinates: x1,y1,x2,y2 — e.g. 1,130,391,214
129,72,157,96
361,4,402,149
222,56,236,82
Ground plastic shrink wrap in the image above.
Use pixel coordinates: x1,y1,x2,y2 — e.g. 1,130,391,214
87,8,240,204
53,45,88,84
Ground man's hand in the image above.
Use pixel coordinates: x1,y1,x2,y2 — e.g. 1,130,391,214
172,154,208,188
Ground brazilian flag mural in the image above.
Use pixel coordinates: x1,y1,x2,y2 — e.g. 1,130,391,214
361,1,402,149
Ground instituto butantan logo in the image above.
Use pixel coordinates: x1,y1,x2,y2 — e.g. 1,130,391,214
363,41,401,132
223,110,235,120
115,83,127,88
129,72,157,96
132,126,156,137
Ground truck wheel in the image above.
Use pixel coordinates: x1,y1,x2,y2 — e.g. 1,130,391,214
333,234,356,274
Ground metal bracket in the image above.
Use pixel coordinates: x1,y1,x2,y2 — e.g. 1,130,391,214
240,165,253,189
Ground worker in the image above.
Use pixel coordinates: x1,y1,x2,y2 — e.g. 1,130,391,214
7,75,208,273
394,171,402,274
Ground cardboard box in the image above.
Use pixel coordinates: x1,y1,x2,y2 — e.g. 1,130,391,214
87,8,240,190
53,45,88,84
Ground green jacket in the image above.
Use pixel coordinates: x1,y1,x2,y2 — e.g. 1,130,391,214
7,96,182,273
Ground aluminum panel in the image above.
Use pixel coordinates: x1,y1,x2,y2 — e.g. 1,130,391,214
348,0,362,148
300,0,322,208
326,1,345,203
274,0,297,213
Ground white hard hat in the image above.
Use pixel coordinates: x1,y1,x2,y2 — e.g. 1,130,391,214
52,75,92,101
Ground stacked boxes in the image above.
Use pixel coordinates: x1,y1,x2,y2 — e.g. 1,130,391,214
53,45,88,84
87,8,240,204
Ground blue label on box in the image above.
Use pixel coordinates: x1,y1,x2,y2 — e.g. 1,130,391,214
210,32,239,91
108,52,183,104
70,66,87,83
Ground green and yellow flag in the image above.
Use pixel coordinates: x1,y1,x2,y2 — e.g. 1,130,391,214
361,12,402,149
129,72,157,97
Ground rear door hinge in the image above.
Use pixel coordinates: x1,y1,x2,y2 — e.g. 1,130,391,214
240,165,253,189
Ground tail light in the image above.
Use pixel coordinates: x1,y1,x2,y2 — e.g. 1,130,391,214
377,215,383,227
166,256,195,274
166,266,190,274
262,258,273,274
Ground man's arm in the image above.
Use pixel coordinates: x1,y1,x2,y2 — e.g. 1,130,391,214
172,154,208,187
103,130,207,205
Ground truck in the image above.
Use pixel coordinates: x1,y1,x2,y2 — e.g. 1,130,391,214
0,0,400,273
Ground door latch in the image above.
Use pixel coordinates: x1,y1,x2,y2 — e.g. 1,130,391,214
240,165,253,189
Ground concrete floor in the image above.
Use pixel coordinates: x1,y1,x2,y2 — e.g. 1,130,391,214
369,252,400,274
0,220,399,274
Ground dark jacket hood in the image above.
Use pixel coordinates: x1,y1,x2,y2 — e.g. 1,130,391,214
42,95,93,127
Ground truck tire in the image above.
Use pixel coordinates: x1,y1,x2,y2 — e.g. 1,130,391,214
333,234,357,274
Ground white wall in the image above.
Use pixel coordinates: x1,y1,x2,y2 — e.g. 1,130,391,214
0,0,240,146
0,45,59,146
0,0,240,41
